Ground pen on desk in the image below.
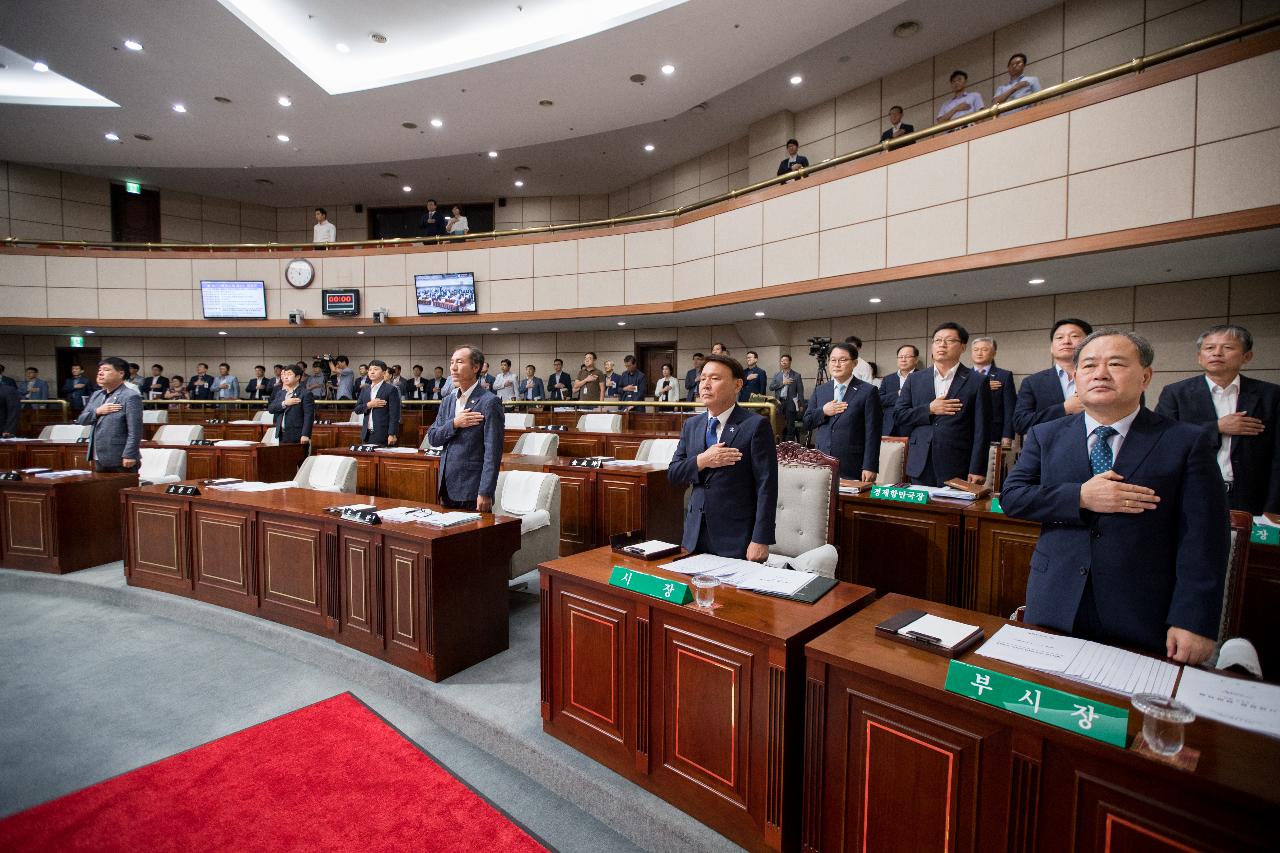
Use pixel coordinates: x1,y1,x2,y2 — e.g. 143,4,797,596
905,631,942,645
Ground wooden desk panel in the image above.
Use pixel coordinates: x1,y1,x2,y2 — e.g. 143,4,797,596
963,510,1039,617
0,473,137,573
540,548,874,853
257,512,329,634
0,445,22,468
1241,541,1280,677
191,502,256,614
481,427,680,460
837,494,962,603
141,442,308,482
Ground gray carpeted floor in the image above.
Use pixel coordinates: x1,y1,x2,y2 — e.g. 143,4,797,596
0,564,744,852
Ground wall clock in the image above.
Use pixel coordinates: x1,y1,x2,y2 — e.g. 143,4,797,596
286,258,315,289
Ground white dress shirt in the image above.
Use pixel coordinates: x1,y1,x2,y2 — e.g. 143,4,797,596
1084,407,1141,463
706,405,736,442
1207,374,1240,483
456,380,477,411
1057,365,1076,401
313,220,336,243
933,363,959,399
852,359,873,383
365,380,383,430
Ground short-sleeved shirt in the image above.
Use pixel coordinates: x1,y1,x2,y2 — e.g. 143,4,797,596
994,74,1041,112
937,91,984,122
576,367,604,401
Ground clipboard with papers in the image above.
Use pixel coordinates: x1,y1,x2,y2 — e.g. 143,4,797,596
659,553,837,604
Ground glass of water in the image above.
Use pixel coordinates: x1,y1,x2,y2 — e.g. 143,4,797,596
1131,693,1196,756
691,574,721,609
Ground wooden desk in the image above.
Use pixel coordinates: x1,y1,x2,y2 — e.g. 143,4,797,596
142,441,309,482
539,547,875,852
0,440,92,471
421,426,682,459
0,471,137,572
1240,539,1280,676
123,483,520,681
318,449,685,555
803,593,1280,852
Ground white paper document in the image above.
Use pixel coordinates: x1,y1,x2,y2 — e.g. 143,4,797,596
620,539,678,557
603,460,650,468
375,506,480,527
1175,667,1280,739
207,481,293,492
899,614,978,649
375,447,420,454
916,485,979,501
977,625,1178,697
1253,514,1280,529
33,470,90,479
660,554,816,596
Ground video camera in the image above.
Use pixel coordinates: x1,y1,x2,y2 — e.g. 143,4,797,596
808,336,832,359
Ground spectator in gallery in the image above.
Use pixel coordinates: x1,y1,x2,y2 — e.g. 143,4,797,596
164,376,188,400
330,356,356,399
420,199,447,237
573,352,605,401
246,365,273,401
936,70,984,125
447,205,469,235
618,355,646,402
357,364,371,391
992,52,1041,113
970,336,1017,448
187,364,214,399
739,351,768,401
685,353,705,402
867,362,882,387
313,207,336,243
521,364,544,401
880,105,915,142
429,366,449,400
771,354,805,441
212,362,239,399
776,138,809,180
654,363,679,402
139,364,166,399
406,365,429,400
492,359,517,401
0,363,15,388
478,362,495,392
61,364,96,413
879,344,919,436
711,342,729,356
125,363,142,390
547,359,572,401
601,360,621,400
306,362,328,398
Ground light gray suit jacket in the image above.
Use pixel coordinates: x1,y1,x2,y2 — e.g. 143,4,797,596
76,384,143,466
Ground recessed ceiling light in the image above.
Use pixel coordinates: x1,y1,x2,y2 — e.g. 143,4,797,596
32,61,48,73
429,118,443,128
336,43,350,53
123,40,143,51
357,330,365,335
754,311,765,317
1028,278,1046,285
104,132,119,141
490,327,499,332
514,180,524,187
893,20,921,39
370,32,388,44
789,74,803,85
402,185,412,192
84,329,95,334
487,150,498,158
134,133,153,141
617,321,627,326
276,134,290,142
277,95,292,107
869,297,882,303
538,99,553,107
218,331,228,336
172,103,186,113
644,143,655,152
660,64,675,75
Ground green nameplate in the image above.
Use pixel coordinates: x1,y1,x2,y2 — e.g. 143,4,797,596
1251,524,1278,546
870,484,929,505
608,565,693,604
945,660,1128,747
989,496,1004,514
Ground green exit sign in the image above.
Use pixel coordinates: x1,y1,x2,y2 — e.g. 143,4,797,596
69,336,85,348
125,181,141,194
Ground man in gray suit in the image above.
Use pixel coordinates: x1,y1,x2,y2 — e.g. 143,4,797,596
426,345,504,511
76,356,143,473
770,354,805,441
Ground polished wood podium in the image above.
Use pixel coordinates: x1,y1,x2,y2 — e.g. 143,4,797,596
123,483,521,680
802,594,1280,853
0,471,137,572
540,547,875,852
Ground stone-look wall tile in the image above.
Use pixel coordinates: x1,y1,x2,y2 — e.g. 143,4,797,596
887,144,968,215
1239,313,1280,368
748,111,795,158
969,113,1069,196
578,235,625,273
700,146,729,185
698,176,729,201
934,34,995,97
321,256,364,288
1054,286,1135,325
160,216,202,243
714,204,763,254
448,248,489,281
628,180,651,213
0,286,46,317
160,191,203,221
799,135,835,166
1064,0,1144,48
1135,278,1230,321
874,308,929,341
1144,0,1240,53
1067,149,1193,238
59,227,108,243
674,218,714,263
1063,25,1144,80
795,101,835,146
578,270,624,308
674,258,714,299
0,255,46,288
406,253,449,278
762,186,819,243
201,221,241,244
1193,128,1280,218
763,234,819,286
495,197,523,225
365,253,406,287
967,178,1067,254
45,256,96,289
364,284,408,319
820,168,886,229
59,172,109,206
986,294,1055,331
1069,78,1196,173
834,121,882,157
995,4,1064,65
97,258,144,289
96,291,147,320
714,246,762,293
1230,271,1280,315
145,258,191,290
882,59,934,116
8,220,62,240
1196,50,1280,144
147,289,194,320
818,219,886,278
7,164,61,198
580,194,609,221
533,240,577,278
1135,316,1230,372
886,201,967,267
523,196,551,223
836,82,880,132
201,196,240,226
927,302,987,336
490,244,534,280
488,278,534,313
625,229,673,269
10,192,62,225
624,265,674,304
989,329,1056,377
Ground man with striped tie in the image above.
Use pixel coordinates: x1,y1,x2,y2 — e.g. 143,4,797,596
1001,330,1229,664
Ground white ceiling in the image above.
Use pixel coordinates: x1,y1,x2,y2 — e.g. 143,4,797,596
0,0,1057,204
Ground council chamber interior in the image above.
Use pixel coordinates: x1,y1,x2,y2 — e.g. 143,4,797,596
1,1,1279,851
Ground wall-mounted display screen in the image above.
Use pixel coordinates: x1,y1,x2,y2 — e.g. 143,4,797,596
322,288,361,316
415,272,476,314
200,280,267,319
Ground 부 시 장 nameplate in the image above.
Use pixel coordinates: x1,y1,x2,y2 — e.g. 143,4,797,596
870,484,929,505
608,565,692,605
945,660,1128,746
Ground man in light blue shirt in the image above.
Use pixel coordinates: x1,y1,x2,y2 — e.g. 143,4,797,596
936,69,984,125
22,367,49,400
213,362,240,399
993,53,1041,113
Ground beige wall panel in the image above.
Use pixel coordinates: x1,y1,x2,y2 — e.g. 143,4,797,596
474,282,493,314
578,235,624,273
1197,50,1280,145
224,338,265,359
622,230,672,272
145,259,191,290
969,113,1069,196
448,248,489,281
672,158,701,194
1230,271,1280,315
594,330,635,353
0,192,8,221
882,58,934,116
801,135,835,166
728,136,750,173
1145,0,1240,53
10,192,62,226
1147,0,1202,17
763,234,819,287
200,221,241,243
987,294,1055,332
488,278,534,313
1064,0,1143,48
365,252,407,287
1067,149,1193,237
578,270,624,308
887,143,968,215
748,149,786,186
273,206,305,232
489,244,534,280
61,227,110,242
1194,128,1280,217
1241,313,1280,368
820,167,887,230
834,120,882,157
700,146,729,185
277,230,310,245
714,204,763,254
364,284,408,318
533,274,578,311
748,111,795,158
61,200,110,231
519,333,558,354
1025,52,1065,91
550,195,581,222
790,318,832,348
1135,316,1229,372
990,328,1055,377
967,178,1068,253
934,34,996,97
673,258,714,300
410,336,449,358
628,180,651,212
160,216,202,243
495,197,523,225
872,307,929,342
608,189,628,217
1244,0,1280,22
9,220,62,240
322,256,364,288
580,194,609,221
8,164,60,198
46,256,96,289
241,203,276,231
147,289,194,320
995,4,1065,65
714,246,762,294
141,337,186,358
928,302,987,338
406,252,448,277
59,172,109,205
836,81,880,133
671,187,700,208
191,259,237,287
1054,286,1135,325
97,258,144,290
1070,77,1196,173
762,186,820,243
650,171,675,205
1063,24,1145,81
0,254,45,289
698,177,729,201
239,227,274,243
795,101,836,146
55,287,99,317
533,240,577,277
819,219,886,278
886,201,967,267
557,331,597,356
1135,277,1230,321
161,191,203,221
523,196,551,223
201,197,240,226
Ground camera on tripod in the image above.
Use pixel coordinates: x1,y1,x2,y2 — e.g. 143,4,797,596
808,336,833,384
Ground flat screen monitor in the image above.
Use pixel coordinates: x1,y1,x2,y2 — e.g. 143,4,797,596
322,288,361,316
415,272,476,315
200,280,267,320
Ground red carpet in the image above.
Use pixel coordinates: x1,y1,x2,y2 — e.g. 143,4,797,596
0,693,549,852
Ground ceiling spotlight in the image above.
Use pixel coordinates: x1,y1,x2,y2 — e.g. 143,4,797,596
276,134,290,142
336,42,350,53
893,20,922,39
754,311,765,317
514,180,524,187
487,150,498,158
172,103,187,113
660,64,675,75
402,185,412,192
429,118,443,128
134,133,153,141
868,297,883,304
218,331,228,336
617,321,627,326
370,32,388,44
357,330,365,335
644,143,655,152
538,99,554,107
490,327,500,332
32,61,49,73
277,95,292,107
789,75,803,85
104,132,120,141
84,329,95,334
124,39,143,51
1028,278,1046,285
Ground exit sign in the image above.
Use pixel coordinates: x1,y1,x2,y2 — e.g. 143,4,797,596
69,336,85,348
125,181,141,194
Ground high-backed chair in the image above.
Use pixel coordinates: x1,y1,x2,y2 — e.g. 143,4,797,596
137,448,187,485
876,436,908,485
142,410,169,424
576,413,623,433
41,424,92,442
769,442,841,578
505,413,535,430
512,432,559,457
254,410,275,424
1218,511,1255,649
634,438,680,466
291,455,357,493
152,424,204,444
985,443,1006,491
494,471,561,580
348,410,364,424
260,427,279,446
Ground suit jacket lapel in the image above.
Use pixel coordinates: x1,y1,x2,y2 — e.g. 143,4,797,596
948,365,971,399
1060,414,1092,484
1111,409,1161,480
721,407,746,449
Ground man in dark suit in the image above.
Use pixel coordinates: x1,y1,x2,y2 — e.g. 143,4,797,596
1156,324,1280,514
520,364,545,401
684,353,704,402
61,364,97,414
245,365,274,401
0,363,15,388
546,360,571,402
420,198,447,237
668,355,777,560
187,363,215,400
970,336,1016,446
138,364,166,400
267,365,314,444
0,380,19,437
739,351,768,401
617,356,645,402
895,323,990,486
1002,330,1229,663
428,366,449,400
776,138,809,178
353,359,402,445
76,357,143,473
879,344,919,436
1013,318,1093,435
426,345,505,511
803,342,881,480
879,105,914,142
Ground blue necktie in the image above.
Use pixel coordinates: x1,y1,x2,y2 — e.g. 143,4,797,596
705,417,719,448
834,383,846,403
1089,425,1118,475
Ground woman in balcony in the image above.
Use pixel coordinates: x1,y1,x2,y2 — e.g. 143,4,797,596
654,363,679,402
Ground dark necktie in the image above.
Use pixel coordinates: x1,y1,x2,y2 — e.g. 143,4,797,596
705,417,719,449
1089,425,1118,475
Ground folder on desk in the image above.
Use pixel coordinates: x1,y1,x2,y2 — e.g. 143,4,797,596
875,609,984,657
751,573,838,604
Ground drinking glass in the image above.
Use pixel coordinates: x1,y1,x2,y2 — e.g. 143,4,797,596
692,574,721,609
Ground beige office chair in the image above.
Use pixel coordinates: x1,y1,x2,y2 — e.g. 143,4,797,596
494,471,561,581
152,424,204,444
768,442,841,578
142,410,169,424
348,410,364,424
41,424,93,442
576,413,623,433
505,413,536,429
254,410,275,424
137,448,187,484
260,427,279,446
876,436,908,484
512,432,559,456
290,455,357,493
633,438,680,466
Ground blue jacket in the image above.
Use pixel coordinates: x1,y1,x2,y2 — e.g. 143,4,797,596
76,384,143,467
977,364,1017,441
1001,409,1229,652
22,378,50,400
739,365,768,401
267,387,315,443
894,364,990,483
354,381,402,445
667,406,777,558
1012,366,1068,435
519,376,545,401
684,368,701,402
802,379,882,478
427,385,505,503
877,371,914,436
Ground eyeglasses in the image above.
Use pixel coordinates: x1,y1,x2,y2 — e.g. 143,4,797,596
932,338,963,346
828,357,853,364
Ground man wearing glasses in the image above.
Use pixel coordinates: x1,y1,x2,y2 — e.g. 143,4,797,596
894,323,991,486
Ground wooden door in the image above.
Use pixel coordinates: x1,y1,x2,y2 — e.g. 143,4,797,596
597,474,645,542
555,470,595,554
636,343,675,397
